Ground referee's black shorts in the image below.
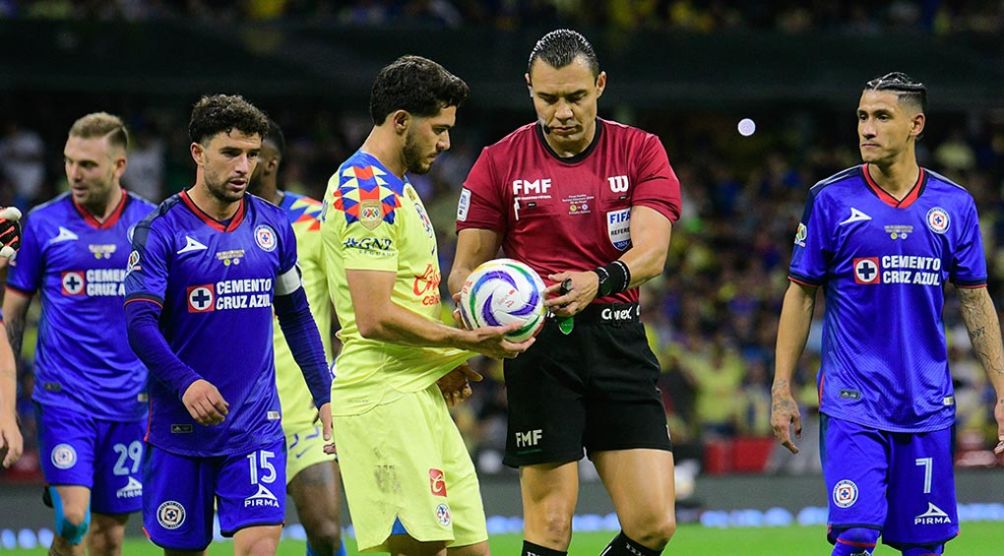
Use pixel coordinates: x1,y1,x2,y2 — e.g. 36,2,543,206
502,302,673,468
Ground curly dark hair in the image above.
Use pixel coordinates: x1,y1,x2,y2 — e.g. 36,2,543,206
865,72,927,113
188,94,269,144
369,56,470,125
527,29,600,79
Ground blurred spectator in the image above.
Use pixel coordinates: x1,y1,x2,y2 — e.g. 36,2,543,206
0,121,46,210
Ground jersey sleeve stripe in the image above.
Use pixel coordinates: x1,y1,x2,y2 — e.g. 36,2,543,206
124,294,164,307
953,280,987,288
788,274,821,287
5,284,36,297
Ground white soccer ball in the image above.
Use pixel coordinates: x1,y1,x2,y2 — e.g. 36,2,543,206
459,258,546,342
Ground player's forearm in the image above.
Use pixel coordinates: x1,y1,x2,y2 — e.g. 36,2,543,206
2,293,28,361
275,288,331,407
447,264,473,296
359,301,466,350
124,300,203,397
958,287,1004,397
0,326,15,425
773,282,817,393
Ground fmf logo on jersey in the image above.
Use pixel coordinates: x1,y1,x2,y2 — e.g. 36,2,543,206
254,225,277,252
429,468,447,497
926,207,950,234
607,208,631,251
832,479,858,508
187,279,273,312
853,258,881,285
513,178,551,196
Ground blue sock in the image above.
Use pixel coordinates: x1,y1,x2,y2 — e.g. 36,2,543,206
306,543,317,556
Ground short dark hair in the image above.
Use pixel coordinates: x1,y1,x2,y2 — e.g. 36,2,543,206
865,72,927,113
69,112,129,151
263,118,286,160
188,94,269,144
369,55,470,125
527,29,600,79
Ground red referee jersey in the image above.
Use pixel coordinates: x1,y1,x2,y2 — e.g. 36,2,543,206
457,119,681,304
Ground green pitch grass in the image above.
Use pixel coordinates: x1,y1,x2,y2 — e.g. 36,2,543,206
2,523,1001,555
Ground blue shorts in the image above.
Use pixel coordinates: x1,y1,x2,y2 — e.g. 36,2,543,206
142,440,286,551
821,414,958,548
36,402,144,515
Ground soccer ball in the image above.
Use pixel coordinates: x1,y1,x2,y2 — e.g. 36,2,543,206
459,258,546,342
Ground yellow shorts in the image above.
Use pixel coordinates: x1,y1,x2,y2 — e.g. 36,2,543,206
285,424,337,486
333,384,487,553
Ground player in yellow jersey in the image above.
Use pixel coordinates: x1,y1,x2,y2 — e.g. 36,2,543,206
320,56,533,555
249,120,345,556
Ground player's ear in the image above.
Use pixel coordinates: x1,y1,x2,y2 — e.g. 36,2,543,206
112,153,127,181
525,73,532,97
190,142,205,166
595,71,607,99
391,110,410,135
911,111,926,139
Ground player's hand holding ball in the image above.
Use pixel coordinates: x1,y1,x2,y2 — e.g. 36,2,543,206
544,270,600,318
457,259,544,358
182,379,230,426
0,206,23,261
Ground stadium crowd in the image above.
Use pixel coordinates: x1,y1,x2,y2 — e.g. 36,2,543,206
2,95,1002,480
1,0,1003,35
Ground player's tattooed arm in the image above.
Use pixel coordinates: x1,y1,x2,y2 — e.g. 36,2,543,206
1,291,30,361
957,287,1004,380
957,286,1004,454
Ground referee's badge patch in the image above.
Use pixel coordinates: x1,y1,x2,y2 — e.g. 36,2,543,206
833,479,858,508
606,208,631,251
926,207,950,234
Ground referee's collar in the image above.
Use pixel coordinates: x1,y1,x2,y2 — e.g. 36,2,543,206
535,118,604,164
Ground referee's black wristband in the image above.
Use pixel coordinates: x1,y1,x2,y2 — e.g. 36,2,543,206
593,260,631,297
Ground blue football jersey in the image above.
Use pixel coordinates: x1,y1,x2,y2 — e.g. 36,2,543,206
7,191,155,421
789,165,987,432
124,191,297,457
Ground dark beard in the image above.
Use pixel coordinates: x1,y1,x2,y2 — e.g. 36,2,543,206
403,131,431,175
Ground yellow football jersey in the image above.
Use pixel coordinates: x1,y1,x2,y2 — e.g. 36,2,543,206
320,151,471,416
